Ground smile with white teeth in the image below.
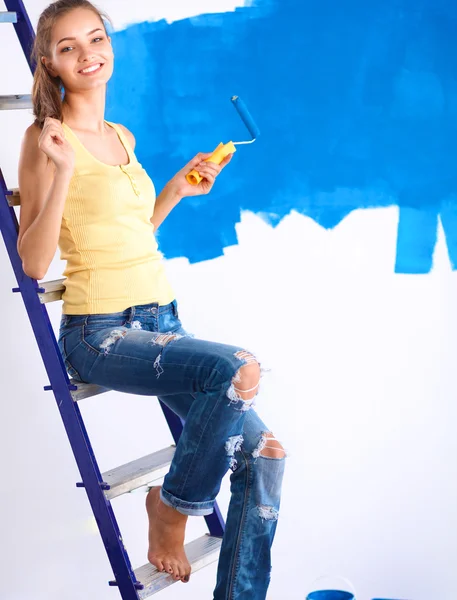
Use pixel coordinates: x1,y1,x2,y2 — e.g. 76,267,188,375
80,63,103,74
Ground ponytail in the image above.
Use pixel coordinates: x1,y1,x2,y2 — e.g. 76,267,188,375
31,51,63,127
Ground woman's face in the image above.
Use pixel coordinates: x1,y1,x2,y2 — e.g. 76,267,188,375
43,7,114,92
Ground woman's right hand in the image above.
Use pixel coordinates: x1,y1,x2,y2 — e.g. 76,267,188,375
38,117,75,174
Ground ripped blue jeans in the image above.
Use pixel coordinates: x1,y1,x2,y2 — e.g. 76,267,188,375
58,299,286,600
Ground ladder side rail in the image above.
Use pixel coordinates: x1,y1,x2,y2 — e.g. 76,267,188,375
0,171,141,598
5,0,36,71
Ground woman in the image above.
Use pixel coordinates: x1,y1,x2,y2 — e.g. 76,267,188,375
17,1,286,598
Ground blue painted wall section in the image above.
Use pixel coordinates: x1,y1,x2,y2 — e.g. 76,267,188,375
106,0,457,272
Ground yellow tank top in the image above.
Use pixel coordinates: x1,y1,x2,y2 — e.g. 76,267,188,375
58,120,175,315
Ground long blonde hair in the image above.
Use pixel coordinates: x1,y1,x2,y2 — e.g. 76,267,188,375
31,0,112,128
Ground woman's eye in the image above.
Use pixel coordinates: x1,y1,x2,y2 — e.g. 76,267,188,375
61,37,103,52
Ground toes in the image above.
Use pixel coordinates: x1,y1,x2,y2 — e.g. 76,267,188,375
182,562,191,582
178,566,188,582
149,555,188,580
163,561,174,576
155,559,164,573
148,555,164,573
174,562,184,581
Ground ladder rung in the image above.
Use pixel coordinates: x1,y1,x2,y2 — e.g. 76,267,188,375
102,446,176,499
0,11,17,23
5,188,20,206
134,535,222,598
69,378,111,402
37,278,65,303
0,94,32,110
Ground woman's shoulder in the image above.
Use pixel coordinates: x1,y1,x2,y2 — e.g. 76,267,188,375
20,121,50,170
22,121,42,148
110,122,136,151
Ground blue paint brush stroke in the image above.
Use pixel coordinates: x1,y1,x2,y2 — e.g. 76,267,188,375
106,0,457,272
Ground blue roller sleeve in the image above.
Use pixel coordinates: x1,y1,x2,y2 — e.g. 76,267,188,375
231,95,261,140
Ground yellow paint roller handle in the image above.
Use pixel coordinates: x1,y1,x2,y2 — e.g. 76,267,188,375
186,141,236,185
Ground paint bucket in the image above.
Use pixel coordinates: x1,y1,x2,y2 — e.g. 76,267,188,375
306,575,357,600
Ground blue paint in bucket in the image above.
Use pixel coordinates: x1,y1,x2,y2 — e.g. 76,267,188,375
307,592,354,600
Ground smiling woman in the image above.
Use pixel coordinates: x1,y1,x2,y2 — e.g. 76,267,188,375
15,1,285,598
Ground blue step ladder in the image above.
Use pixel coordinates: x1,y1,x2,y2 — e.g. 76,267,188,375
0,1,225,597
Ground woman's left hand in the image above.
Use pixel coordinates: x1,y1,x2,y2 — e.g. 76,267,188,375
167,151,233,198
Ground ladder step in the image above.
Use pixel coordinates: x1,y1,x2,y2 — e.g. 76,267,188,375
68,378,111,402
102,446,176,499
37,278,65,303
12,273,65,304
0,94,32,110
5,188,20,207
0,11,17,23
134,535,222,598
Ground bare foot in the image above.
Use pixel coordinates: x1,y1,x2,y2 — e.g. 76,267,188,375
145,486,191,583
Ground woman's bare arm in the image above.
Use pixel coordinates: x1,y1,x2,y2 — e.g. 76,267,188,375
17,121,74,280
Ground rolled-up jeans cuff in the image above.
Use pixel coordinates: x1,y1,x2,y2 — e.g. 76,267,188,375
160,487,215,516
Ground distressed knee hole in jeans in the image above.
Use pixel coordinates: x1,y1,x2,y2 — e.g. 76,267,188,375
227,350,262,412
252,431,287,460
148,332,184,378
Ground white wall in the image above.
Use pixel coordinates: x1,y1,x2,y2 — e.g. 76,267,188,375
1,2,456,600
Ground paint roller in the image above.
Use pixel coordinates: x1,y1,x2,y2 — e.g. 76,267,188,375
186,95,260,185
